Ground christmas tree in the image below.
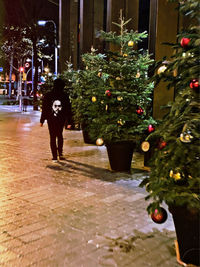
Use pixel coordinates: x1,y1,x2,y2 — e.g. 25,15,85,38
85,12,156,146
61,60,78,129
71,47,107,138
140,0,200,212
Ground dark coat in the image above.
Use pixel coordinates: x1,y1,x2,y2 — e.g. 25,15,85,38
40,90,72,125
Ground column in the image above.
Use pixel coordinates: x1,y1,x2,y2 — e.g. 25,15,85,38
149,0,179,119
59,0,71,73
79,0,94,56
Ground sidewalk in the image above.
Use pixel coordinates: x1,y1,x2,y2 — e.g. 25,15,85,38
0,105,178,267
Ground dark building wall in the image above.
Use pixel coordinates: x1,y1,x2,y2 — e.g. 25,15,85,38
149,0,179,119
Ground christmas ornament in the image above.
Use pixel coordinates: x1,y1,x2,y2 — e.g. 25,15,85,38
105,105,109,111
128,40,134,47
123,53,128,57
180,37,190,48
136,106,144,115
105,90,111,97
158,140,167,150
169,170,181,180
190,79,199,92
91,96,97,102
157,65,167,75
91,46,95,53
98,72,102,77
86,66,89,70
136,72,140,78
117,96,123,101
151,208,168,224
96,138,104,146
141,141,150,152
116,77,121,80
117,119,125,126
148,125,155,133
173,69,178,77
180,131,193,143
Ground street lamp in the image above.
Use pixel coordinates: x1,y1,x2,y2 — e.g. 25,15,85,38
38,20,58,76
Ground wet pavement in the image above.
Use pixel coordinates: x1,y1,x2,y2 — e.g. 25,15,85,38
0,105,179,267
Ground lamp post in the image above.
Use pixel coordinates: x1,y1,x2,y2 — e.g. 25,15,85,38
38,20,58,76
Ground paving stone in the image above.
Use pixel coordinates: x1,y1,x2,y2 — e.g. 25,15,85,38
0,106,179,266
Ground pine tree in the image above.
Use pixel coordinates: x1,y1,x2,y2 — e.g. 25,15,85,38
83,12,156,146
72,47,107,135
140,0,200,212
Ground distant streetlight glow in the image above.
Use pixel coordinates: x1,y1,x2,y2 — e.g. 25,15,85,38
38,20,46,26
38,20,58,76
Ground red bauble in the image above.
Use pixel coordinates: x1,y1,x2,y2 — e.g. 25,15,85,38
190,79,199,92
158,141,167,150
136,106,144,115
105,90,111,97
180,37,190,48
148,124,155,133
151,208,168,224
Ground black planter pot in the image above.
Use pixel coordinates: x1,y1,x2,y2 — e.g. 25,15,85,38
81,123,96,145
169,206,200,266
106,141,135,172
82,128,96,144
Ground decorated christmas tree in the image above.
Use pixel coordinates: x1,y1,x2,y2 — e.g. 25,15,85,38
71,47,107,139
140,2,200,264
140,0,200,212
84,12,156,146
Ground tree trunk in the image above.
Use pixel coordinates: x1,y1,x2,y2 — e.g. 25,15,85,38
8,52,14,98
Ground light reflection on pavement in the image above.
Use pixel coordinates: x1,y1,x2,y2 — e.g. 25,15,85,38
0,105,176,267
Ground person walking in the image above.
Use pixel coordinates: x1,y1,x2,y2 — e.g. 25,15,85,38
40,78,72,162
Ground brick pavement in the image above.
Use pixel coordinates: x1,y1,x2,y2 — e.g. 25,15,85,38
0,106,179,267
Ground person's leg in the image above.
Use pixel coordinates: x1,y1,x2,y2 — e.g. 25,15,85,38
57,124,64,157
48,122,58,160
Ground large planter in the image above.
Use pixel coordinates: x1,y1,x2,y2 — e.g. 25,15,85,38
169,205,200,266
106,141,135,172
81,123,96,145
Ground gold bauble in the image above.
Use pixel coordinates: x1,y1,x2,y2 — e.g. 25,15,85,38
157,65,167,74
96,138,104,146
117,119,125,125
180,132,193,143
173,69,178,77
117,96,123,101
173,173,181,180
136,72,140,78
92,96,97,102
123,53,128,57
169,170,181,180
98,72,102,77
141,141,150,152
128,40,134,47
116,77,121,80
